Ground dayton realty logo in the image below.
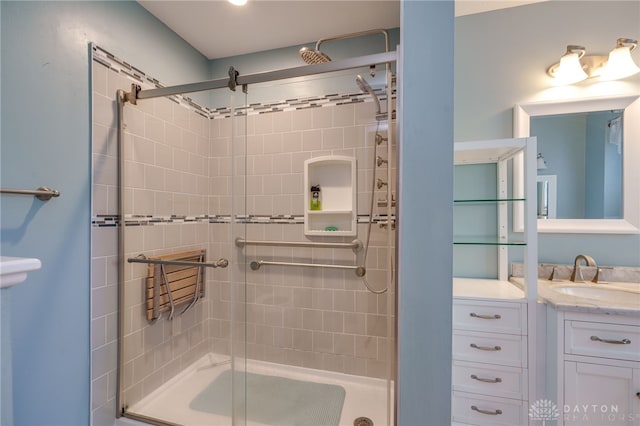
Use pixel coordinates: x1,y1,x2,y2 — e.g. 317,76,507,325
530,399,560,425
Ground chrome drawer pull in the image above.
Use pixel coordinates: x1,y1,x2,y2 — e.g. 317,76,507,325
590,335,631,345
470,374,502,383
470,343,502,351
471,405,503,416
470,313,501,320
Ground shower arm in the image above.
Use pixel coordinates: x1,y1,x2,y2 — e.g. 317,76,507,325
316,29,389,54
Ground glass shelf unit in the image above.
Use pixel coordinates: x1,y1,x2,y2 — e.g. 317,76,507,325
453,137,537,284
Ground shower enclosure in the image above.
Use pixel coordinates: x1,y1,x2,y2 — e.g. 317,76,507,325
107,39,398,426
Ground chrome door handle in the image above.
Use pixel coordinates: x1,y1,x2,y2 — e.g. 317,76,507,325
470,374,502,383
470,313,501,320
470,343,501,351
471,406,502,415
590,335,631,345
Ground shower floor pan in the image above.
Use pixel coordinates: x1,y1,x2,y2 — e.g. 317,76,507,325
125,353,392,426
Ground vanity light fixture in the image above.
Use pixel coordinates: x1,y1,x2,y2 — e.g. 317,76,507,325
228,0,248,5
547,38,640,85
537,153,548,170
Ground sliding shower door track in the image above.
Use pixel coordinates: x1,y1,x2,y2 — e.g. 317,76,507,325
127,51,397,102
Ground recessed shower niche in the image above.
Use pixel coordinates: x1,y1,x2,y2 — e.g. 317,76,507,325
304,155,357,236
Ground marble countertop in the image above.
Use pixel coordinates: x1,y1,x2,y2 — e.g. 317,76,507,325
453,276,640,316
510,277,640,316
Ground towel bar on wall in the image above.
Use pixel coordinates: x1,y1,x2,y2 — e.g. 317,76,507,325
0,186,60,201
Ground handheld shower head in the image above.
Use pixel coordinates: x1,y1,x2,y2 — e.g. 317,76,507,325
355,75,381,115
299,46,331,64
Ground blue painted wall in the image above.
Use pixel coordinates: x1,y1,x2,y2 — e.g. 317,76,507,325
397,1,453,424
0,2,209,424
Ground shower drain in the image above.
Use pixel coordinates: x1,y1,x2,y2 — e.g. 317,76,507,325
354,417,374,426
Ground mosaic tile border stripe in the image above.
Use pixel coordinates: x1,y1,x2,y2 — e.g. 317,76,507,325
91,214,395,228
92,44,394,120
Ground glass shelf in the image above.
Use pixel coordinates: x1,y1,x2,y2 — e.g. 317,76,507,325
453,237,526,246
454,198,525,204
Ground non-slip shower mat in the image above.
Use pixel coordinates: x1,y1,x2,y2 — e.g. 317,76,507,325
190,370,346,426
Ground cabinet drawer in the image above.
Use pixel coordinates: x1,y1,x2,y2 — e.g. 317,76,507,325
452,360,527,400
452,391,525,425
453,330,527,368
565,320,640,362
453,300,526,335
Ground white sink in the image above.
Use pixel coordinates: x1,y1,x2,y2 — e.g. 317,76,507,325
551,284,640,306
0,256,42,288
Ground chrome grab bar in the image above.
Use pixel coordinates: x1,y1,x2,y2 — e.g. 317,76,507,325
1,186,60,201
235,237,362,252
250,260,366,277
128,256,229,268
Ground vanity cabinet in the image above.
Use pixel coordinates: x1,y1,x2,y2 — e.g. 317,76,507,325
550,310,640,426
452,298,529,425
452,138,539,425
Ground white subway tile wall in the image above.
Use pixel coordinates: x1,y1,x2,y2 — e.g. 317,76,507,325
90,46,396,425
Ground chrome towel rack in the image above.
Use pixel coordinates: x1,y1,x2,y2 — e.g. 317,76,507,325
250,260,366,277
235,237,362,252
1,186,60,201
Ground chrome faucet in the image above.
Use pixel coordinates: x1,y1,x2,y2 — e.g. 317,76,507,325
569,254,597,282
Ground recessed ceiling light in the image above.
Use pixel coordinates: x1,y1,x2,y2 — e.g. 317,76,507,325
228,0,248,6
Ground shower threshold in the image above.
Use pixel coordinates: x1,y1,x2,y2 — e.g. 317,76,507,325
123,353,392,426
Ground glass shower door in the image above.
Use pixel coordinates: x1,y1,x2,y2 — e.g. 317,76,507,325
228,72,396,426
230,88,249,426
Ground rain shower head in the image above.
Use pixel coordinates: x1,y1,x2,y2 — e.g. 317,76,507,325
356,75,381,115
299,46,331,64
299,29,389,69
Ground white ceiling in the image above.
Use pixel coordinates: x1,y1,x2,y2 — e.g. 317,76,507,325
138,0,547,60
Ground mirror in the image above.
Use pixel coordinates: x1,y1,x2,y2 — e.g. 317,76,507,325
533,110,623,219
513,95,640,234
